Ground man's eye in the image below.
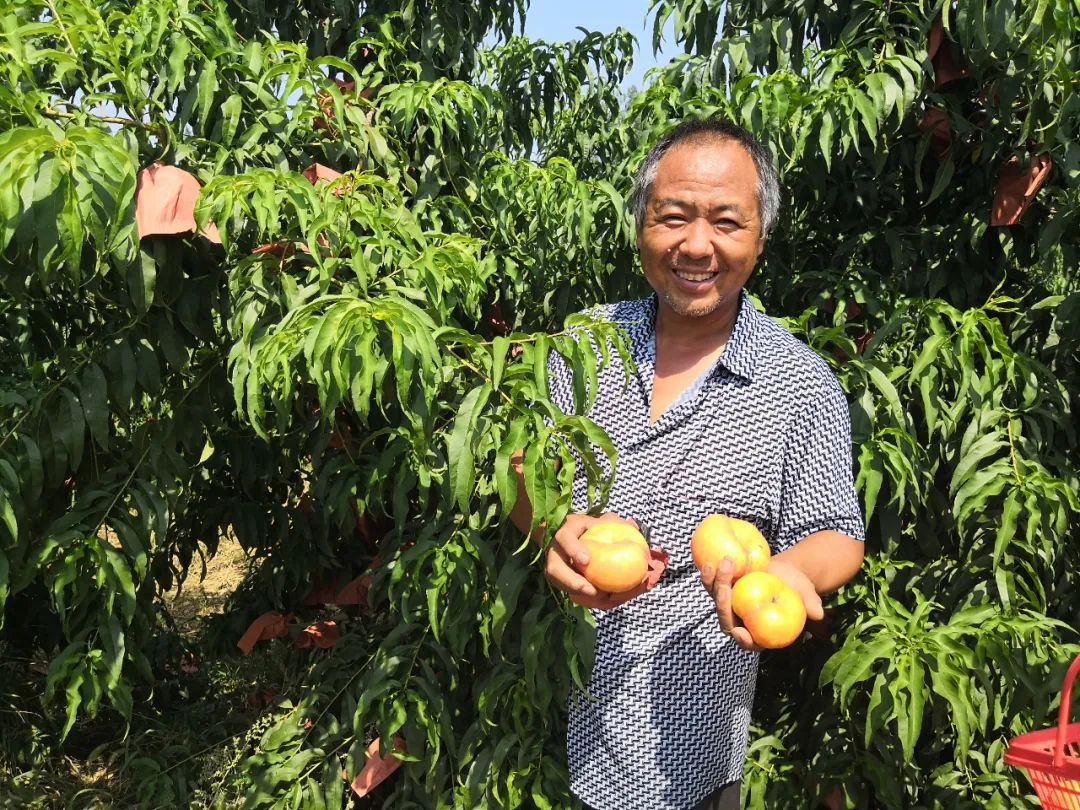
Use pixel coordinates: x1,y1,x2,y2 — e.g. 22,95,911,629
662,215,686,224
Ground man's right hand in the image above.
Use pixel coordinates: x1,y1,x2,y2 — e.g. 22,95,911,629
544,512,640,599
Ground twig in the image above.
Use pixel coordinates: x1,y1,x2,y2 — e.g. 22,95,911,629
44,0,77,56
41,104,163,135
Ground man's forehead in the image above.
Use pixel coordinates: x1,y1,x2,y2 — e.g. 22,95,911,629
650,139,757,201
651,138,757,182
650,196,752,216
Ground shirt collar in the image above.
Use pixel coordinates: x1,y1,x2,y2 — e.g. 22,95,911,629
717,291,761,382
637,290,761,383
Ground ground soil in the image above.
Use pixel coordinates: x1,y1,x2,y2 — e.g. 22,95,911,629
164,535,251,634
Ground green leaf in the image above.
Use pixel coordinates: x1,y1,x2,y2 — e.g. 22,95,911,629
196,62,220,130
166,34,192,93
491,336,510,390
950,431,1007,499
926,156,955,205
909,334,949,380
929,664,973,757
993,490,1022,565
867,364,905,427
495,418,527,518
532,334,550,400
79,364,109,450
56,389,85,472
0,493,17,546
851,89,879,142
220,94,243,146
447,383,492,512
129,249,158,313
856,442,884,525
818,109,835,170
823,634,897,710
490,556,530,647
901,652,926,760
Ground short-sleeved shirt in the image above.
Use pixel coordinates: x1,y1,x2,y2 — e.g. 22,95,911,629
548,292,864,810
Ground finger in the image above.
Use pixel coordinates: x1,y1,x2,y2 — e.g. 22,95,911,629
553,520,592,567
803,589,825,622
545,549,597,597
700,559,716,590
729,627,762,652
705,559,737,635
571,566,651,610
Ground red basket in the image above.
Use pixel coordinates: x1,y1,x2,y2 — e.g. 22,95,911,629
1006,654,1080,810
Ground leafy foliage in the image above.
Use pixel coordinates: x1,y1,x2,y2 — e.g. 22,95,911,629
0,0,1077,807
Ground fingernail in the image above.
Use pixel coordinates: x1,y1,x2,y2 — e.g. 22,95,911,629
721,558,734,573
702,564,713,577
577,553,590,565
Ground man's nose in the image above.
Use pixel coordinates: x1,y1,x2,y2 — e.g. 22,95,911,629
679,218,713,259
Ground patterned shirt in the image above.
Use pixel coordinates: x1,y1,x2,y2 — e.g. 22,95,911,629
549,292,865,810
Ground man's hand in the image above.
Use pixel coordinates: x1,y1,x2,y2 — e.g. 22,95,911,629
700,559,759,651
764,557,824,621
545,512,639,602
700,556,824,652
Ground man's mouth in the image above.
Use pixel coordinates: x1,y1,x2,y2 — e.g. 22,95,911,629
672,268,718,283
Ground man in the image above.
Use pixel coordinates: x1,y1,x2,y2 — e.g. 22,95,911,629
512,118,865,810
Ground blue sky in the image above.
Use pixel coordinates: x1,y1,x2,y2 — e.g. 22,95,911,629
519,0,678,90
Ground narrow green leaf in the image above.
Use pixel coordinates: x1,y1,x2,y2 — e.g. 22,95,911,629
495,418,527,518
902,652,926,760
818,110,835,170
909,334,949,380
532,335,550,400
220,94,242,146
80,364,109,450
57,389,85,472
993,489,1022,565
491,336,509,391
447,383,491,512
129,249,158,313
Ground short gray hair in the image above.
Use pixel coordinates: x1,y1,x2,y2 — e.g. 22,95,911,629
630,118,781,239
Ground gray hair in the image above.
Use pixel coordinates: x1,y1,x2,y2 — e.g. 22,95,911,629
630,118,781,239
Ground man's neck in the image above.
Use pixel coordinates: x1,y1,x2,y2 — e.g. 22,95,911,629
654,295,741,357
648,294,741,423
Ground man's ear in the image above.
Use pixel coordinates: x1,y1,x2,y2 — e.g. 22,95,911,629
755,236,766,258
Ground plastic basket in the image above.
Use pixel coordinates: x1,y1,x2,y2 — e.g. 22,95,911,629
1005,654,1080,810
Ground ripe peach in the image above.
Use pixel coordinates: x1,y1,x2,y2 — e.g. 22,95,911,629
578,523,650,594
730,571,807,649
691,515,771,581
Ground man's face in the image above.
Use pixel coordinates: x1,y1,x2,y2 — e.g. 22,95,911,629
638,138,765,321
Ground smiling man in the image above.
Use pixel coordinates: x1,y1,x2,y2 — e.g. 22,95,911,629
511,118,865,810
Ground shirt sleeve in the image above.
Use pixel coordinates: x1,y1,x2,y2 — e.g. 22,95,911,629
774,377,866,552
545,345,575,418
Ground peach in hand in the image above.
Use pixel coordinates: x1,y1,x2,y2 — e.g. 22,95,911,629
578,523,651,594
691,514,771,581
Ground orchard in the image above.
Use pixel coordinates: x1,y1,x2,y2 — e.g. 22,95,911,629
0,1,1077,808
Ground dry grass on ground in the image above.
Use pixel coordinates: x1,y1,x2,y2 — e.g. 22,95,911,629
164,535,251,634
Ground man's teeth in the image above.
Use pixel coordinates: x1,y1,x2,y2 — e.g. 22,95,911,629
674,270,715,282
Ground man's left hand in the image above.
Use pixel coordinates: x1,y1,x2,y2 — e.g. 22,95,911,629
763,557,824,622
701,557,824,651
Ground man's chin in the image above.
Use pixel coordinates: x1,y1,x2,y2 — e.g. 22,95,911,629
662,291,725,319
